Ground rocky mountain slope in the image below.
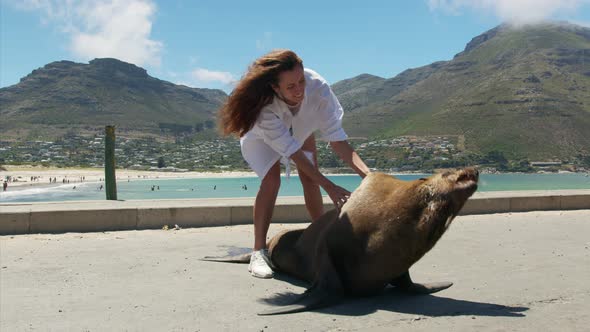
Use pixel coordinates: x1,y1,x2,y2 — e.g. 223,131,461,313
336,22,590,159
1,22,589,160
0,58,226,139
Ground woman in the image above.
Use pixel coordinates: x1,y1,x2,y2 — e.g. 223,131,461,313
219,49,370,278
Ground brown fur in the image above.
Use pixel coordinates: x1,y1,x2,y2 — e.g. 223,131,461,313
262,168,478,313
203,167,479,314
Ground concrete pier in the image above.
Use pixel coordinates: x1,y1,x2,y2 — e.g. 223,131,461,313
1,210,589,331
1,190,590,235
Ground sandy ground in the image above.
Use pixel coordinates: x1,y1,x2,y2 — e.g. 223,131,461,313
0,165,257,190
1,210,589,331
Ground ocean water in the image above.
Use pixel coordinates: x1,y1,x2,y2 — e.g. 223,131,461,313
1,173,590,204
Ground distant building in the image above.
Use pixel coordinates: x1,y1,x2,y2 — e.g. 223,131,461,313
530,161,562,167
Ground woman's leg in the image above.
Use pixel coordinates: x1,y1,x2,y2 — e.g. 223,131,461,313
253,161,281,250
297,134,324,222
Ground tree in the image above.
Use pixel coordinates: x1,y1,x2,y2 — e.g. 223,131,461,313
484,150,508,165
157,157,166,168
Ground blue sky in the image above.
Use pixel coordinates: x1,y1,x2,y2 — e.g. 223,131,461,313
2,0,590,92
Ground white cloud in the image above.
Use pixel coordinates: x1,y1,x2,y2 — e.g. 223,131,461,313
10,0,163,67
191,68,236,85
427,0,590,24
173,80,193,87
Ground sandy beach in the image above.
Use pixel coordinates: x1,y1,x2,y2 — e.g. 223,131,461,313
0,165,367,192
0,165,257,190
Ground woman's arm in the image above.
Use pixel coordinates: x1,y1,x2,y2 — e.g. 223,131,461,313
329,140,370,178
290,149,350,209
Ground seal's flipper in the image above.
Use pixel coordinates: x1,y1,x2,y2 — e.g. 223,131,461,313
402,281,453,294
200,253,251,264
258,287,343,315
390,271,453,294
259,248,346,316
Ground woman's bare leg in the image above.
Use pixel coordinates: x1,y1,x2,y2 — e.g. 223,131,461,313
253,161,281,250
297,135,324,222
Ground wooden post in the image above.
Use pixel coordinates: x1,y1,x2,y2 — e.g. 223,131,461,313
105,125,117,200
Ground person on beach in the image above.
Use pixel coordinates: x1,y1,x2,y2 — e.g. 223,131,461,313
219,49,370,278
3,181,7,191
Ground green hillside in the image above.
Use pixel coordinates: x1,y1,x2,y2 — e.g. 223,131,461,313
1,22,589,163
0,58,226,140
339,22,590,160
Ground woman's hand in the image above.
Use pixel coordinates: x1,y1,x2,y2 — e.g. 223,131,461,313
290,148,351,209
325,183,351,210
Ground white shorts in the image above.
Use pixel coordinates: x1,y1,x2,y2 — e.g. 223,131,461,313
240,137,315,179
241,137,283,179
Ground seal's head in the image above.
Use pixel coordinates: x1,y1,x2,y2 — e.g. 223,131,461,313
413,167,479,243
343,167,478,227
420,167,479,214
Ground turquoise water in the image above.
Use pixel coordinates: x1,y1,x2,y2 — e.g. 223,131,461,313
1,173,590,203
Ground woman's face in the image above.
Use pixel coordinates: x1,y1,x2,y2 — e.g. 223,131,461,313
272,66,306,106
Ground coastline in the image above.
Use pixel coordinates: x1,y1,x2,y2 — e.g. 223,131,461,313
0,165,367,191
2,165,588,192
0,165,258,190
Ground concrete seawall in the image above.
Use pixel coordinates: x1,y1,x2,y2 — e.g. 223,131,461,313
1,189,589,235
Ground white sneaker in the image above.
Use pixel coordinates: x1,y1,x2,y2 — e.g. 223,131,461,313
248,249,274,278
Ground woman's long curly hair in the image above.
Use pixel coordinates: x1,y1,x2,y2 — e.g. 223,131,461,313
219,49,303,137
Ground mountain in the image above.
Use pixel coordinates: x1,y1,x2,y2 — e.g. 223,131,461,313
336,22,590,160
0,58,227,139
1,22,589,162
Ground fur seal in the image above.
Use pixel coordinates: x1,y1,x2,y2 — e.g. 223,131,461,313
203,167,479,315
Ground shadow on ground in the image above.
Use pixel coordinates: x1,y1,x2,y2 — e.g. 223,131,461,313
209,248,528,318
262,273,528,318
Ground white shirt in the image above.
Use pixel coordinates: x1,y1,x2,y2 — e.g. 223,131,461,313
240,68,348,178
